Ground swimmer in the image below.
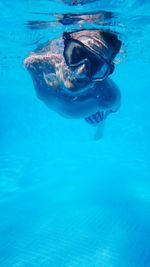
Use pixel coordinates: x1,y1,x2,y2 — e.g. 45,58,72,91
24,29,122,139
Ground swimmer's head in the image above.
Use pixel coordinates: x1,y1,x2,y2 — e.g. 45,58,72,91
63,29,122,82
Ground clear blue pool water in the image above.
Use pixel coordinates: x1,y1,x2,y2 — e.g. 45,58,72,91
0,1,150,266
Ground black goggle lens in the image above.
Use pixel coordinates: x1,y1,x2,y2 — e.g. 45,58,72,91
64,40,87,66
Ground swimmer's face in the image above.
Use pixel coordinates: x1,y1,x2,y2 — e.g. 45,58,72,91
63,31,115,83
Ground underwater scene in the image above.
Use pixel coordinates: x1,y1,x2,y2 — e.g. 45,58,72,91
0,0,150,266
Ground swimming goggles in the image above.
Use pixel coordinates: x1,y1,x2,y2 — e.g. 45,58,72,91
63,32,115,82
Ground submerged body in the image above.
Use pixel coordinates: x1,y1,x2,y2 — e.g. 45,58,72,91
24,31,121,126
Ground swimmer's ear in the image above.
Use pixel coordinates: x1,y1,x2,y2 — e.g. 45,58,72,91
94,120,105,141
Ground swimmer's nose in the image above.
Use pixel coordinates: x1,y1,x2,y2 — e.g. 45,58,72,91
76,64,86,76
72,63,88,79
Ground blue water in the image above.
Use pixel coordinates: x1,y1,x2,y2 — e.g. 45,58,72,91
0,1,150,267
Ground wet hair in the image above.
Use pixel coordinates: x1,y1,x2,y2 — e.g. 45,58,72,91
70,29,122,61
98,31,122,60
